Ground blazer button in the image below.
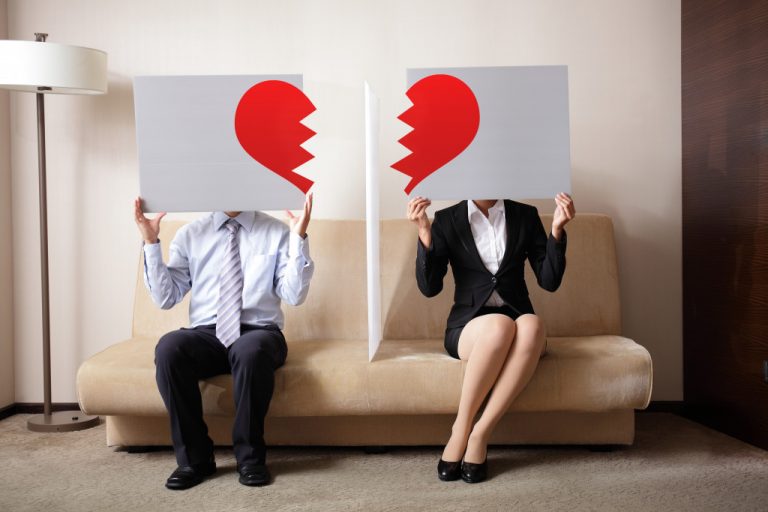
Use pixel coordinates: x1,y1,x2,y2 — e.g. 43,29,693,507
491,276,497,284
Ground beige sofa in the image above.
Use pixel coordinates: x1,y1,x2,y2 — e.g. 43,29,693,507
77,214,652,447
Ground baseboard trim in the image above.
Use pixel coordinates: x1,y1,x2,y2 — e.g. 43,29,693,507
0,403,17,421
641,401,685,414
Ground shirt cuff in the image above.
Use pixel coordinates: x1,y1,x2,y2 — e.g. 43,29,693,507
143,241,163,265
289,232,310,261
550,231,567,246
417,237,434,254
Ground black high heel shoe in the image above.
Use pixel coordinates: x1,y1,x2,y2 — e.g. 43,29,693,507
437,458,462,481
461,458,488,483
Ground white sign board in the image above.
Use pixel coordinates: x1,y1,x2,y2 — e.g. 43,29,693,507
394,66,571,200
134,74,313,212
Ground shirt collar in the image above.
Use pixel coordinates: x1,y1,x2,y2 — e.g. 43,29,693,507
467,200,505,222
213,211,257,232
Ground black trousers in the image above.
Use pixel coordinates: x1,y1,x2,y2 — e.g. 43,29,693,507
154,324,287,467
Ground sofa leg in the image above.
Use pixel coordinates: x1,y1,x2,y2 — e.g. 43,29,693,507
121,446,169,454
363,446,390,454
587,444,620,452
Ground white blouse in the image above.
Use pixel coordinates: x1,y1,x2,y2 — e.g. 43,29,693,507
467,200,507,307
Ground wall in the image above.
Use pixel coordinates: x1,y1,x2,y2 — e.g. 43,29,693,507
0,0,15,409
682,0,768,449
7,0,682,403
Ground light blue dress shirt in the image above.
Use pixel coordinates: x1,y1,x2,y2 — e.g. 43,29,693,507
143,211,314,330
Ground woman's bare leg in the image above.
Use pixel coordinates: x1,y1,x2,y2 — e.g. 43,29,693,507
463,314,546,463
441,314,516,462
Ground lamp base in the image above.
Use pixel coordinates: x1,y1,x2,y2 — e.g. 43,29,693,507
27,410,100,432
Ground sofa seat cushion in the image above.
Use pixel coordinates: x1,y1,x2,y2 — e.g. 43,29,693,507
78,335,651,417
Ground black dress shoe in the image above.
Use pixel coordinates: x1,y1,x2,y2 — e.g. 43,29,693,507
461,459,488,483
165,460,217,490
238,463,271,486
437,458,462,481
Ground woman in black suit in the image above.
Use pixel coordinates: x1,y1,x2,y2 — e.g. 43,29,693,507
408,194,575,483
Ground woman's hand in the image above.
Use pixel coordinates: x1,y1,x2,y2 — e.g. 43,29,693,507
552,192,575,241
286,192,313,239
407,196,432,248
134,197,166,244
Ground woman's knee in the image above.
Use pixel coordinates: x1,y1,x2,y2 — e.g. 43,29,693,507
476,315,517,354
514,314,546,352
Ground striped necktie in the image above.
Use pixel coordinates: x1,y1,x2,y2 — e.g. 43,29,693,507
216,219,243,347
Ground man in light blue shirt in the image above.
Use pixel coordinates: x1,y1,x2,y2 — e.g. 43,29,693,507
134,194,314,490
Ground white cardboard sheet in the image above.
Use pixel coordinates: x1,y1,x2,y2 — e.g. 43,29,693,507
400,66,572,201
134,74,308,212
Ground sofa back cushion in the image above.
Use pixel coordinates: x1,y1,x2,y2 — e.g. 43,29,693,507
379,214,621,338
133,213,620,340
133,218,368,340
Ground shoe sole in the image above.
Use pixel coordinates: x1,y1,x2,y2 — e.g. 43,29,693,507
165,479,203,490
238,477,271,487
165,465,216,490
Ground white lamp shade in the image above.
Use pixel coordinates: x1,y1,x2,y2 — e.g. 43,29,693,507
0,40,107,94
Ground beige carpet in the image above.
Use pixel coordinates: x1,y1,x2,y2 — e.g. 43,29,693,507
0,413,766,512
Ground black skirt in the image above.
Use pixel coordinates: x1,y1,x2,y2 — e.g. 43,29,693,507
443,305,523,359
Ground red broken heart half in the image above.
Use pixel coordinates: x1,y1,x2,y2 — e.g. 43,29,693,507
392,74,480,194
234,80,316,194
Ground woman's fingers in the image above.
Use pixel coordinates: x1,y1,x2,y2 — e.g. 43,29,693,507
408,198,427,217
554,193,575,220
410,204,429,221
408,196,430,207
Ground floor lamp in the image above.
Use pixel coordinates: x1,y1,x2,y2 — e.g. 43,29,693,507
0,34,107,432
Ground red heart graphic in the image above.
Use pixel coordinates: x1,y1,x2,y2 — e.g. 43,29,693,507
234,80,316,194
392,74,480,194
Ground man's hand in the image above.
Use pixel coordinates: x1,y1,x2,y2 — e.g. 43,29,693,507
407,196,432,248
552,192,575,241
286,192,313,239
134,197,166,244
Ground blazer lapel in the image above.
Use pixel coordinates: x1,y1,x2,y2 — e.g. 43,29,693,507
450,201,487,270
498,200,522,271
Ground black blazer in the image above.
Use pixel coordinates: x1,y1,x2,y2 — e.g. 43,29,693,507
416,200,567,329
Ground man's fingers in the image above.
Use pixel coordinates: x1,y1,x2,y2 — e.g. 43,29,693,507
134,198,144,223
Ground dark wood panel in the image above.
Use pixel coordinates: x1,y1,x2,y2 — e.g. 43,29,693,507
682,0,768,450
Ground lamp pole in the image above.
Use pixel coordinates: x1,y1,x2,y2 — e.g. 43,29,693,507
24,33,100,432
34,32,52,418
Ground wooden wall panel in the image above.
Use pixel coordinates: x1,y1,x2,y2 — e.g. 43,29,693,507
682,0,768,449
